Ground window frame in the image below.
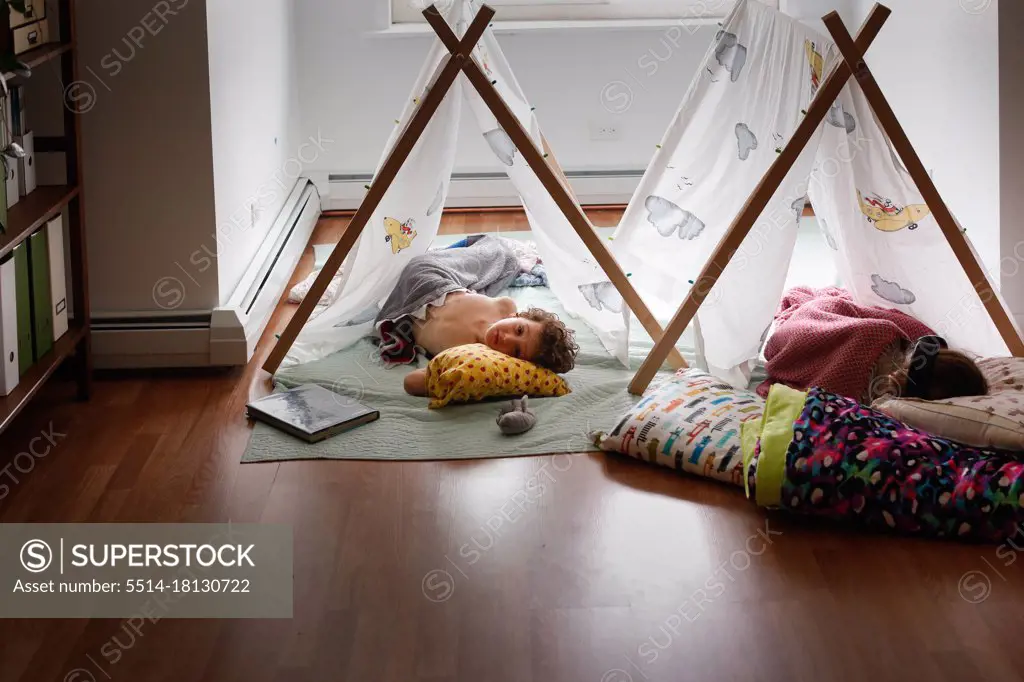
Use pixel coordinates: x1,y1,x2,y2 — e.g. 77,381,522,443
389,0,779,25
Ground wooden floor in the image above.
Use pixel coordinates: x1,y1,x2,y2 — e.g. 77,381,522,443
1,209,1022,682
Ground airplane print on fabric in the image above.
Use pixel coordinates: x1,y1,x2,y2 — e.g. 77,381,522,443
857,191,932,232
805,40,824,95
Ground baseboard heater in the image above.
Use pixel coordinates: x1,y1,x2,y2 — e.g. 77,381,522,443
91,180,322,369
328,168,645,210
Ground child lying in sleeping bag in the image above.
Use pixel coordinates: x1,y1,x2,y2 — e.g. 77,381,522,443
743,384,1024,543
759,286,988,404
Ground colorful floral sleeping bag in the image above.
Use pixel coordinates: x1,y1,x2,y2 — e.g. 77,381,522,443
743,385,1024,543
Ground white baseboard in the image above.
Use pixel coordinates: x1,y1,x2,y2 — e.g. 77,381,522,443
327,169,644,210
212,181,321,365
92,179,321,369
306,169,331,210
92,325,212,369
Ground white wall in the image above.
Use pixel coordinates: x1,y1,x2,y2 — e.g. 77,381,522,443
849,0,1001,275
295,0,863,194
207,0,302,305
78,0,1000,317
1000,0,1024,324
76,0,302,318
296,0,864,179
76,0,220,314
293,2,718,177
783,0,859,33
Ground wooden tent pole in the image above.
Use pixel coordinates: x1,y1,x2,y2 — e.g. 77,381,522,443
261,7,496,375
626,5,892,395
823,11,1024,357
424,7,687,369
541,134,579,205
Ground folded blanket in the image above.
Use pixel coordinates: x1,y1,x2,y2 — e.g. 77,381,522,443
743,385,1024,543
758,286,935,400
377,235,518,325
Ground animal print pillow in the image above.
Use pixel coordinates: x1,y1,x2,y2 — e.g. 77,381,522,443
872,357,1024,450
592,369,765,486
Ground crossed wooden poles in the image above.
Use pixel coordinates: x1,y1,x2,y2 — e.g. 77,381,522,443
262,2,686,376
266,2,1024,399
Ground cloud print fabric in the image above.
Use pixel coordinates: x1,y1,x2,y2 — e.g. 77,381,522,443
644,196,706,240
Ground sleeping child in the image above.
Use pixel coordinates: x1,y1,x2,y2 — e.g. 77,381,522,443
373,235,579,396
758,286,988,403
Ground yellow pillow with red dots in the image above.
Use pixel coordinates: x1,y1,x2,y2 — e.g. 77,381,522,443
425,343,571,409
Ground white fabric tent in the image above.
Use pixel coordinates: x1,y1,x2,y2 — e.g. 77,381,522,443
285,0,1017,383
286,0,629,368
615,0,1013,381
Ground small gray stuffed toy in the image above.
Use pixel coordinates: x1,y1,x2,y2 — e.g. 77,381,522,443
496,395,537,435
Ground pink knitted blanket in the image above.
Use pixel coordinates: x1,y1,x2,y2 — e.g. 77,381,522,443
757,286,935,399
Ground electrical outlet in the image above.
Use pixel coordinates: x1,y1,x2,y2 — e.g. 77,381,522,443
589,120,622,141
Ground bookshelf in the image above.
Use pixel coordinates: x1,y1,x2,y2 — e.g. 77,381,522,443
0,0,89,435
13,39,71,71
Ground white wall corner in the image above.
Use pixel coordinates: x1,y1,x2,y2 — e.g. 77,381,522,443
94,181,320,370
211,181,322,366
307,170,332,210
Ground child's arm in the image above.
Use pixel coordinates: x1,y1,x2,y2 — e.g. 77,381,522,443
404,368,428,396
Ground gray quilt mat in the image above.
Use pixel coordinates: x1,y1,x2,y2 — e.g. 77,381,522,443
244,285,682,463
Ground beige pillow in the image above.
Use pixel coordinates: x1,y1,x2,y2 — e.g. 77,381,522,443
871,357,1024,450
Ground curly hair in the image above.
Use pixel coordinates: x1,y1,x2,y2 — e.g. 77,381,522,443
516,307,579,374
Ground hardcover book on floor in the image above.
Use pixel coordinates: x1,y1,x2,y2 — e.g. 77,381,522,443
245,384,379,443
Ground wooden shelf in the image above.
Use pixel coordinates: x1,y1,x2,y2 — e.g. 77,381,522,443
0,184,79,259
0,321,86,433
0,1,91,438
2,42,73,79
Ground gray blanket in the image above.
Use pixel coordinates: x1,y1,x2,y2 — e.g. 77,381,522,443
375,235,520,325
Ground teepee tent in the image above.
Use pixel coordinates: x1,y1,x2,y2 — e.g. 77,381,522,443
266,0,1023,398
263,0,684,374
609,0,830,384
625,0,1023,393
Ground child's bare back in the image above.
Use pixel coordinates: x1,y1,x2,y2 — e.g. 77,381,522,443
413,291,517,357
